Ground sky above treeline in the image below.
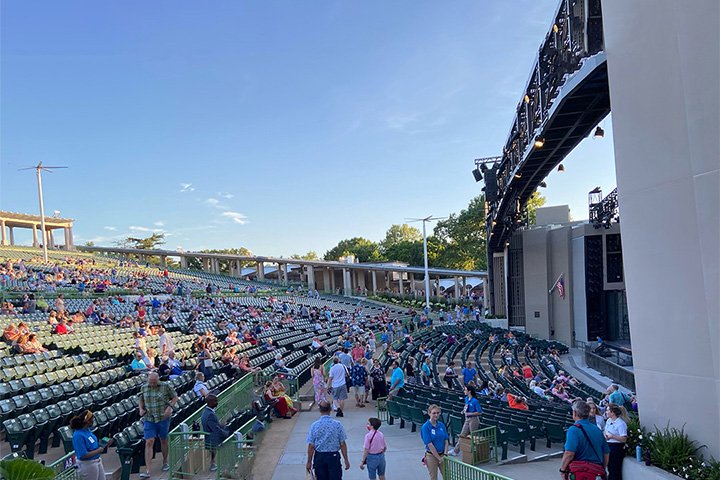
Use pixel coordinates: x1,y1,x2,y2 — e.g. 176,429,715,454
0,0,617,257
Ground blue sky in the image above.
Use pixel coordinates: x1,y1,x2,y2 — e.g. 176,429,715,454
0,0,616,257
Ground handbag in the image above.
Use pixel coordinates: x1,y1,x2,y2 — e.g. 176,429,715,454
204,359,214,368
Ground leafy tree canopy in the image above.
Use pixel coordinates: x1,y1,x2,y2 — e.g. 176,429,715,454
291,251,319,260
324,237,383,263
117,233,165,250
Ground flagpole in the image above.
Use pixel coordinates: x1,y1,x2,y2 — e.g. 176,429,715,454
549,273,564,294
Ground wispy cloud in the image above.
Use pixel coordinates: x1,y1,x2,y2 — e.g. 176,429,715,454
129,225,153,232
154,221,165,227
217,192,234,199
103,226,117,231
179,183,195,193
221,211,248,225
205,198,220,206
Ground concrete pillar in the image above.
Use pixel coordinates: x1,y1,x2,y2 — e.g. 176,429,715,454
330,269,336,293
47,230,54,248
462,276,467,299
9,226,15,246
482,277,489,312
1,220,6,246
180,256,188,269
212,258,220,274
257,262,265,280
235,260,242,277
64,227,70,249
454,277,460,299
398,272,404,295
307,266,315,289
202,258,210,272
409,273,416,294
372,271,378,294
160,256,167,268
342,268,349,296
67,227,74,249
32,225,38,247
604,0,719,457
323,268,331,293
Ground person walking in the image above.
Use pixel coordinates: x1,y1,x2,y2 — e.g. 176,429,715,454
560,400,609,480
449,385,482,456
311,358,328,408
387,360,405,400
351,358,369,408
328,357,349,417
306,401,351,480
70,410,111,480
420,404,450,480
138,372,178,478
421,357,433,386
369,359,387,400
603,405,627,480
360,417,387,480
201,395,229,472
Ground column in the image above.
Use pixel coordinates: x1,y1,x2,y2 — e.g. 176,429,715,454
482,277,489,312
9,226,15,246
454,276,460,299
330,269,336,293
323,268,331,293
342,268,349,296
1,220,6,246
398,272,404,295
64,227,70,249
372,270,378,294
462,276,467,299
32,225,38,247
257,262,265,280
212,258,220,274
159,256,167,268
180,256,188,269
67,226,74,249
409,273,416,295
604,0,719,457
236,260,242,277
202,258,210,272
307,266,315,289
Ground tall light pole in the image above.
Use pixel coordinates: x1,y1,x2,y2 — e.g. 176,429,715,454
20,162,67,262
407,215,446,312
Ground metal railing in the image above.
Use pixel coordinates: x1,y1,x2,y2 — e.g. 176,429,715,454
442,456,514,480
49,452,81,480
168,374,255,479
214,418,257,480
471,426,497,463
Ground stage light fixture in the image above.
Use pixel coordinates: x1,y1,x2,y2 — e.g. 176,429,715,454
524,94,530,104
472,168,483,182
558,164,565,172
539,181,547,188
514,174,522,179
553,24,559,33
480,163,488,173
534,136,545,148
594,126,605,138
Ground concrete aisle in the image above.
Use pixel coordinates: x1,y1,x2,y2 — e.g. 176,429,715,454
270,400,430,480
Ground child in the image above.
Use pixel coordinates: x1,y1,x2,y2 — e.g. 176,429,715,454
360,417,387,480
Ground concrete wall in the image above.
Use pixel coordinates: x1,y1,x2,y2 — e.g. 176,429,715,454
535,205,571,226
523,228,550,339
603,0,720,457
548,227,573,346
571,232,587,344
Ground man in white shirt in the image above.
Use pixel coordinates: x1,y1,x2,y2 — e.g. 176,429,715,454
328,357,349,417
158,328,175,356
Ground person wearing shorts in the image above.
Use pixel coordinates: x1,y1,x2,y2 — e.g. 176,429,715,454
138,372,178,478
351,358,368,408
360,417,387,480
328,357,349,417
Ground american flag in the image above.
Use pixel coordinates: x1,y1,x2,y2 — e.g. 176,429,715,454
550,274,566,299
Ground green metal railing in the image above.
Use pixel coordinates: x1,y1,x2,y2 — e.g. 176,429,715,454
168,374,255,479
472,426,498,463
214,418,257,480
49,452,81,480
442,456,514,480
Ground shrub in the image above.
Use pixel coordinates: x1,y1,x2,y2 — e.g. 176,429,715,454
0,458,55,480
647,424,704,477
625,414,645,456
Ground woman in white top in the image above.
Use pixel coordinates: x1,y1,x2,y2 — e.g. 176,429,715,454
603,404,627,480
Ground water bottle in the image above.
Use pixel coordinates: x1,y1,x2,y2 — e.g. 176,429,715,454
636,445,642,462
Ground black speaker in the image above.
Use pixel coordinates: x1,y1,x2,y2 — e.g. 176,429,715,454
484,168,498,202
472,169,483,182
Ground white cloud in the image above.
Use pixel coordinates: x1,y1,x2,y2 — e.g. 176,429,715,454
221,211,248,225
179,183,195,193
205,198,220,206
103,226,117,231
129,225,152,232
154,221,165,227
217,192,235,199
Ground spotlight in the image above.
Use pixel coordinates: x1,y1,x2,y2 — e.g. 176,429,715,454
534,136,545,148
553,24,559,33
524,94,530,104
472,168,483,182
480,163,488,173
558,164,565,172
539,181,547,188
514,173,522,179
594,126,605,138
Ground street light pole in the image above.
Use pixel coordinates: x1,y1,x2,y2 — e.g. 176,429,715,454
422,218,431,311
36,166,48,262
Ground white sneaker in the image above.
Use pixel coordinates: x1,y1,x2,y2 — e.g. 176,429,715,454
448,449,458,457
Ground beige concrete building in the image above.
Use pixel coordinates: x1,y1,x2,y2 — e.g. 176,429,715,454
0,211,75,249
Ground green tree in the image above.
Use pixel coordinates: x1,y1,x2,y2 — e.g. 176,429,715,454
379,224,422,251
526,191,547,225
432,195,487,270
324,237,383,263
83,241,95,247
117,233,166,250
187,247,254,272
291,251,319,260
382,240,424,266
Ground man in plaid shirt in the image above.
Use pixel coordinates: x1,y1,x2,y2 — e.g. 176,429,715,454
138,372,178,478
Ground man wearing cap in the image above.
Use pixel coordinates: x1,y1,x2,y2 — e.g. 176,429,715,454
138,372,178,478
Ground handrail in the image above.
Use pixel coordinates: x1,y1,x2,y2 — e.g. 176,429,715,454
442,456,514,480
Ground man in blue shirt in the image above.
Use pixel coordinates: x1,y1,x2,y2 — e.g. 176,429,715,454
306,401,350,480
560,400,609,479
388,361,405,400
461,361,477,386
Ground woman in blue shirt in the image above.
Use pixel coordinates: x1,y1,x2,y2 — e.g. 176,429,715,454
450,385,483,456
71,410,111,480
420,404,449,480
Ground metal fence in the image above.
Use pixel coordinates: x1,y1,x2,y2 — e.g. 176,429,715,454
49,452,81,480
214,418,257,480
471,426,498,463
168,374,255,480
442,456,514,480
